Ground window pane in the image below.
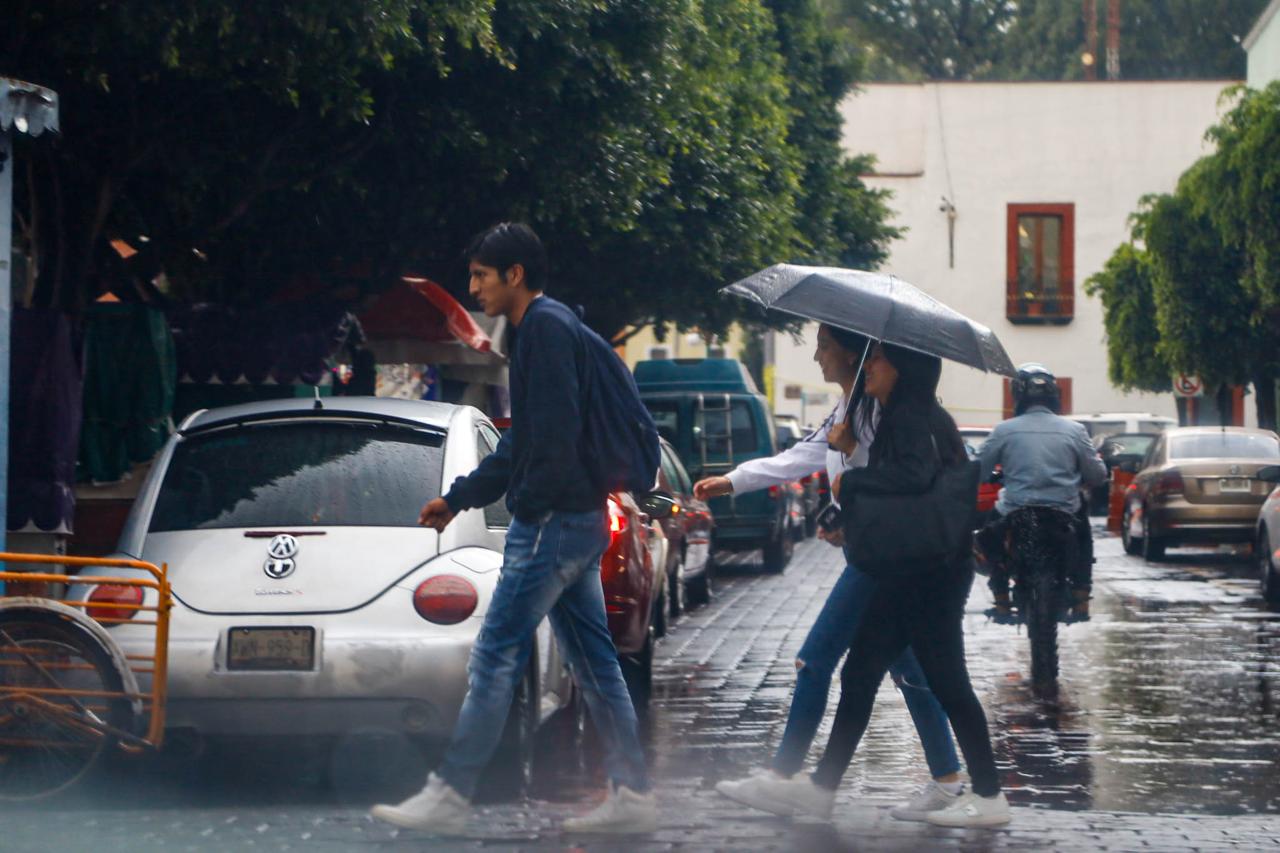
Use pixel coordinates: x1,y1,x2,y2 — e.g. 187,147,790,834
150,423,444,531
1017,214,1062,298
1169,433,1280,460
477,426,512,529
646,401,680,444
696,401,757,460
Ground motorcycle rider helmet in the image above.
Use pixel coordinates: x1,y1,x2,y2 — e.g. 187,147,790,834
1011,362,1060,415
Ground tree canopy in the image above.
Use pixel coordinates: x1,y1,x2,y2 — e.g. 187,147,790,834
819,0,1267,82
8,0,898,339
1089,84,1280,428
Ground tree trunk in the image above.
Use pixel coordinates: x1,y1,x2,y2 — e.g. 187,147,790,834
1254,371,1277,432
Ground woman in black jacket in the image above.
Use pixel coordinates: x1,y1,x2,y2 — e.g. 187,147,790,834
817,341,1010,827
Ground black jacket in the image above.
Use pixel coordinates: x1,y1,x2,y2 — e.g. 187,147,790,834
442,296,608,521
841,397,971,573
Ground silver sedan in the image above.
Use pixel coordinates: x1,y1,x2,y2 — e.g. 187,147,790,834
69,397,573,787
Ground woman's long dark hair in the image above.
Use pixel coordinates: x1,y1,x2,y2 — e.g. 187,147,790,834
820,324,874,437
877,342,966,465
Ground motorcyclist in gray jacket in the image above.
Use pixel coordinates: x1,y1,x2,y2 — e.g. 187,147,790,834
977,364,1107,617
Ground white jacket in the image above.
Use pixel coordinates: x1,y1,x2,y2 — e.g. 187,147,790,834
725,394,876,507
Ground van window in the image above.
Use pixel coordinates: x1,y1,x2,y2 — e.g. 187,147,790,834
646,401,680,445
1139,420,1172,434
1170,433,1280,460
696,400,758,460
150,422,444,531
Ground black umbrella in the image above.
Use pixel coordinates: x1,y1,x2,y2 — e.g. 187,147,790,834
723,264,1017,376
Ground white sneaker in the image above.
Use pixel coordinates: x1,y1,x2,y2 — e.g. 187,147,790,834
925,790,1011,828
715,769,835,820
562,783,658,834
370,772,471,835
890,780,962,821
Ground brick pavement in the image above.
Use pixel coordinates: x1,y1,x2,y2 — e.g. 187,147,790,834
8,537,1280,851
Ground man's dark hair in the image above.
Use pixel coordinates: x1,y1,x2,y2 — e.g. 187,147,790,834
465,222,548,291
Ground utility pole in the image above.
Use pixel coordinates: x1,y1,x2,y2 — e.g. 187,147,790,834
1106,0,1122,80
1083,0,1099,81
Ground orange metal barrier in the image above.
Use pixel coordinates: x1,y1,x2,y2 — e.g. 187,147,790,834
0,553,171,749
1106,470,1135,533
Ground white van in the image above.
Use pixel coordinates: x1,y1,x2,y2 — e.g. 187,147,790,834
1065,412,1176,444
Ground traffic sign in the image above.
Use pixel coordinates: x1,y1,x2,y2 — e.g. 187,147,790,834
1173,374,1204,398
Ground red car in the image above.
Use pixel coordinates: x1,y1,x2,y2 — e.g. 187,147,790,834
491,419,665,706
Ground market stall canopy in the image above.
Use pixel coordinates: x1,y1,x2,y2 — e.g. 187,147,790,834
1,78,59,137
359,277,506,367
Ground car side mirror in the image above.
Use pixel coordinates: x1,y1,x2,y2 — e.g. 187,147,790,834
637,490,679,519
1258,465,1280,483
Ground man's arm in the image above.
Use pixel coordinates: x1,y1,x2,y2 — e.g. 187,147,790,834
978,426,1005,483
442,428,513,513
1072,425,1108,487
511,312,581,520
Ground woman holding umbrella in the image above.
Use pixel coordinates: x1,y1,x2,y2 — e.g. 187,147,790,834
713,265,1016,827
814,341,1009,827
702,324,967,823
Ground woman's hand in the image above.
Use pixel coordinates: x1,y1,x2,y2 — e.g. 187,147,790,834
817,525,844,547
693,476,733,502
827,421,858,455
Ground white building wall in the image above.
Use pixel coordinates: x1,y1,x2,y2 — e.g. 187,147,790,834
1246,0,1280,87
775,81,1241,430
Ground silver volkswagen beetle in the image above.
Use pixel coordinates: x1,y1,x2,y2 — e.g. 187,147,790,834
69,397,572,787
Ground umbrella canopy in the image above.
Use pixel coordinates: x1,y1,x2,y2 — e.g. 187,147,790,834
723,264,1016,376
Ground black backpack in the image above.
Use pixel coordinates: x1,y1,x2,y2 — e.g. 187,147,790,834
578,324,661,496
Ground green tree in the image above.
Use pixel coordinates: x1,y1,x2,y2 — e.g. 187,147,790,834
7,0,499,307
818,0,1267,82
1083,241,1170,393
997,0,1266,82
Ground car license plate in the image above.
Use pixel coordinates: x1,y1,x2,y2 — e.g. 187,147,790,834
227,627,315,671
1219,478,1251,493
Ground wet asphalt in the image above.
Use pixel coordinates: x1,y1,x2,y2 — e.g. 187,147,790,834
7,525,1280,850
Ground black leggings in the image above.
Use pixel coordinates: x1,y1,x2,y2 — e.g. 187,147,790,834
812,562,1001,797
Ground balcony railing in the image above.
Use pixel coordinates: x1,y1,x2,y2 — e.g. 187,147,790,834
1006,288,1074,324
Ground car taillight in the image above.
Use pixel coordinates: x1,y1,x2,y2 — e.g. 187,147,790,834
1153,470,1185,497
413,575,478,624
86,584,144,623
769,485,781,498
608,498,628,539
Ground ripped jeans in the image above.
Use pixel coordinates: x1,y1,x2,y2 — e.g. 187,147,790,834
771,561,961,780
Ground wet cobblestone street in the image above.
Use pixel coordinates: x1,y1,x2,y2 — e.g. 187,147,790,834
9,528,1280,851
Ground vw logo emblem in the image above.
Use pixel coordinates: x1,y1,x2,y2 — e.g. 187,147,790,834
267,534,299,560
264,534,299,579
1230,464,1241,475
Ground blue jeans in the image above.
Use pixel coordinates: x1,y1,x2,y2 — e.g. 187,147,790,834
771,562,961,780
437,510,649,798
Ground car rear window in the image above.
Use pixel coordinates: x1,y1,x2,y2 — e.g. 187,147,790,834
1169,433,1280,460
149,422,445,531
1084,421,1126,440
646,401,680,445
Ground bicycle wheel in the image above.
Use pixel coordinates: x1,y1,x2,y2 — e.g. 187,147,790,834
0,609,133,799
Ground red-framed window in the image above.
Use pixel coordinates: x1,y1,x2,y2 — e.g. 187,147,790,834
1003,377,1072,420
1007,203,1074,324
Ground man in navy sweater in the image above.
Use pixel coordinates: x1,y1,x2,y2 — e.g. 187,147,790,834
371,223,654,835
